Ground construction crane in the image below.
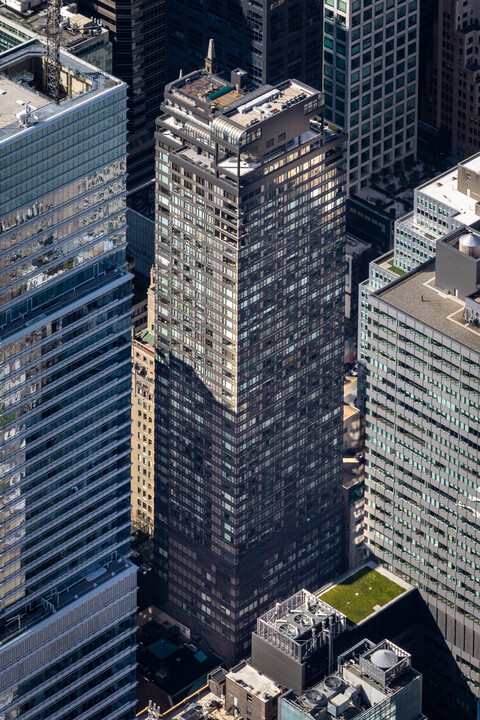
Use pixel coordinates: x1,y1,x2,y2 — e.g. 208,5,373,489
45,0,61,103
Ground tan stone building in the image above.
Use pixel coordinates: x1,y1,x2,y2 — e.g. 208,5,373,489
131,272,156,534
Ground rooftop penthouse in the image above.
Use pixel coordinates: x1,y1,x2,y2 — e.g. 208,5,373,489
157,63,345,185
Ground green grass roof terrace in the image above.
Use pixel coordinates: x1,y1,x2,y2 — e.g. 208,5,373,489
318,567,406,624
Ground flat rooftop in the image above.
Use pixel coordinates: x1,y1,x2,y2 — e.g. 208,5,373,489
227,81,315,128
418,159,480,226
379,261,480,353
227,662,281,701
318,566,407,624
0,74,43,130
0,39,122,143
138,686,232,720
0,3,107,47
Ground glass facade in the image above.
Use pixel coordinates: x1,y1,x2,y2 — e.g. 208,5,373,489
155,74,346,662
323,0,418,193
0,43,136,720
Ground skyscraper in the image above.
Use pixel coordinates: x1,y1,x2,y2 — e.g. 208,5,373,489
164,0,324,89
0,40,136,718
322,0,419,195
154,63,346,662
421,0,480,156
359,229,480,718
78,0,165,191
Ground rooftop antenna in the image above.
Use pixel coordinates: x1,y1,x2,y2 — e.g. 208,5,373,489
46,0,62,103
205,38,217,74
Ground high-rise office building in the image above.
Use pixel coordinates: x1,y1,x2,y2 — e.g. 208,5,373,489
0,40,136,718
154,62,346,662
323,0,419,195
0,1,112,71
359,228,480,717
421,0,480,156
78,0,165,191
164,0,323,89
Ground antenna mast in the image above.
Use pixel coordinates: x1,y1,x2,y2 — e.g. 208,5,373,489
46,0,61,103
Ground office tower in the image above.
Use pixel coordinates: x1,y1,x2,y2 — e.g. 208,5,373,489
78,0,165,191
164,0,324,89
0,1,112,71
422,0,480,156
323,0,419,195
132,273,156,535
154,63,346,662
0,41,136,718
359,228,480,717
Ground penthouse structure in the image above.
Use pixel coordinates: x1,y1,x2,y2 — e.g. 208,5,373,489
155,61,347,662
0,40,136,718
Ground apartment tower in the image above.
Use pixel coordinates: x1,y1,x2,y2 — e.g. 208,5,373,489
323,0,419,195
0,41,136,718
154,64,347,662
359,231,480,718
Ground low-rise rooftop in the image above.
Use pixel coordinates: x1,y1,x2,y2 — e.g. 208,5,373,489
227,662,281,701
318,566,408,625
417,153,480,226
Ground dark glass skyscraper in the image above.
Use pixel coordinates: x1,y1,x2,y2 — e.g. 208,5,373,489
0,41,136,718
164,0,323,89
78,0,165,191
154,64,346,662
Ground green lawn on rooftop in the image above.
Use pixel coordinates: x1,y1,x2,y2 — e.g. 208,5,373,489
387,259,406,277
320,568,404,624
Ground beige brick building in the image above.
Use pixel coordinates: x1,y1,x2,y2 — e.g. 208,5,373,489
131,273,156,534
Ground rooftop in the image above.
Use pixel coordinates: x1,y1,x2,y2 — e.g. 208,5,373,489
417,154,480,226
227,662,281,701
0,2,108,50
139,686,233,720
227,81,315,128
318,566,407,625
282,637,423,720
255,589,347,662
0,74,43,130
0,39,122,143
378,262,480,353
343,404,360,420
171,71,242,107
